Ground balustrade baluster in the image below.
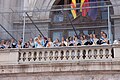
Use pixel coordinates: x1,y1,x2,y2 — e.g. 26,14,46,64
36,51,39,62
30,52,34,62
25,52,29,62
46,51,49,61
102,49,106,59
91,49,94,60
80,49,83,60
57,51,61,61
85,49,89,60
41,51,44,62
62,50,66,61
108,48,112,59
97,49,100,59
74,50,78,61
47,51,50,61
52,51,55,61
69,50,72,61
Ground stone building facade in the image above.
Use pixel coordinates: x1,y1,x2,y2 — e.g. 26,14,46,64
0,0,120,42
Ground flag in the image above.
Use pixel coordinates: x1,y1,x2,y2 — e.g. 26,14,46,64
71,0,77,19
88,0,98,20
81,0,90,16
80,0,85,12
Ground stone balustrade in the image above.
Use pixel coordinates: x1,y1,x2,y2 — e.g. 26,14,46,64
18,45,113,64
0,45,118,65
0,45,120,80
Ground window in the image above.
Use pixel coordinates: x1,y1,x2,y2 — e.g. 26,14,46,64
68,30,80,37
53,32,63,41
53,12,64,22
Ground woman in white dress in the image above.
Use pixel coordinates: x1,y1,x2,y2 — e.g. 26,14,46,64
46,38,54,48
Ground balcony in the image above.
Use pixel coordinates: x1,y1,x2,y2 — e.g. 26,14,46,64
0,45,119,65
18,45,114,64
0,45,120,79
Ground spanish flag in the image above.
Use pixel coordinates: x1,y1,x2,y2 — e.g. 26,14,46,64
71,0,77,19
80,0,90,16
80,0,85,12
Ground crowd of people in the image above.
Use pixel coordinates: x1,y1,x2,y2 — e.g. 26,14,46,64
0,31,110,49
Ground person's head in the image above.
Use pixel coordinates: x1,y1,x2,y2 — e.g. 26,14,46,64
55,38,59,43
103,33,107,38
35,38,38,42
69,36,73,41
93,34,97,38
66,38,69,42
38,35,42,40
83,35,87,39
29,38,33,42
1,40,5,44
80,36,84,40
48,38,52,42
74,37,78,41
18,40,21,45
20,38,23,42
101,31,105,36
62,37,65,41
89,34,93,39
6,40,10,45
11,38,14,43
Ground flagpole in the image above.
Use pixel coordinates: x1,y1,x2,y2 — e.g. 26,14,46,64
66,12,79,39
61,6,79,39
107,5,112,44
22,12,26,48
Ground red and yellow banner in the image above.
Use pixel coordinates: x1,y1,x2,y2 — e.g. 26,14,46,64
80,0,90,16
80,0,85,12
71,0,77,19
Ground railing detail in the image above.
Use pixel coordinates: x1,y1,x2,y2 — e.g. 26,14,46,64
18,46,113,63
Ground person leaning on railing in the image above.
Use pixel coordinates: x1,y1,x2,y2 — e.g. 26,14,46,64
92,34,99,45
0,31,111,49
46,38,54,48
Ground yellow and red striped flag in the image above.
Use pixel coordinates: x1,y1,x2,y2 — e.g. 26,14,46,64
80,0,85,12
80,0,90,16
71,0,77,19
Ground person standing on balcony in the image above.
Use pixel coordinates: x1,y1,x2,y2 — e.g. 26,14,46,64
69,36,74,46
46,38,54,48
80,36,85,45
38,35,45,47
34,37,43,48
93,34,99,45
0,40,5,49
16,40,22,48
101,33,109,45
66,38,71,46
10,38,17,48
100,31,105,40
80,35,87,45
59,37,67,46
29,38,34,48
4,40,10,48
74,36,81,46
53,38,60,47
86,34,93,45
